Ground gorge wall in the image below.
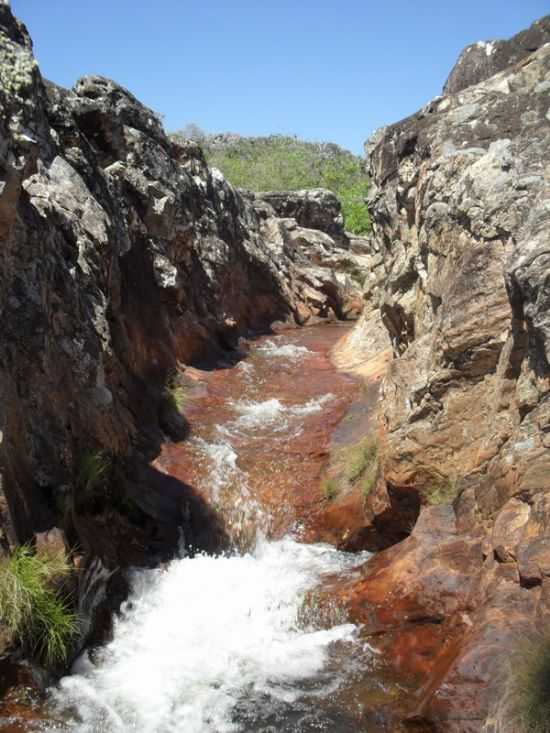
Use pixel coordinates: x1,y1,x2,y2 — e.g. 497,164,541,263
327,14,550,732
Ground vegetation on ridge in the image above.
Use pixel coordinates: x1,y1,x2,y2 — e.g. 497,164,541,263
175,127,371,235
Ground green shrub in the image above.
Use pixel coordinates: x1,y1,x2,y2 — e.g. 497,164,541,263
497,633,550,733
339,182,371,235
199,135,371,235
0,546,77,665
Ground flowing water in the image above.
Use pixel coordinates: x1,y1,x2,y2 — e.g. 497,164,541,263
6,325,392,733
157,325,363,544
46,539,372,732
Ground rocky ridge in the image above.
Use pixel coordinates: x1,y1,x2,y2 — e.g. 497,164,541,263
326,14,550,731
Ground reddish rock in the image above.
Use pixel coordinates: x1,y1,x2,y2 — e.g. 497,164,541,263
34,527,67,560
332,14,550,730
330,503,549,730
491,498,530,562
157,324,361,544
517,538,550,587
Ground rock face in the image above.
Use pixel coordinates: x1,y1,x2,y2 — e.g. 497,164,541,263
0,5,360,578
443,15,550,95
251,189,369,321
331,17,550,731
254,188,346,241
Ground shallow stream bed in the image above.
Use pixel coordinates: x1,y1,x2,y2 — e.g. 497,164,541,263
3,325,409,732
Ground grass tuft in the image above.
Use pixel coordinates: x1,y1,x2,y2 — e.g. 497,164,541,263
76,450,110,496
322,478,339,501
496,633,550,733
359,462,379,498
345,437,378,485
164,373,187,412
0,546,77,666
321,435,380,502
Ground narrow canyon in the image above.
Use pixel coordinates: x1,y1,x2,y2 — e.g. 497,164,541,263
1,5,550,732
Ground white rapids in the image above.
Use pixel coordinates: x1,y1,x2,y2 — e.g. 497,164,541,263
46,539,367,733
231,394,334,431
256,339,313,360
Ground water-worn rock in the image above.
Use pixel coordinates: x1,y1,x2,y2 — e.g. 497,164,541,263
334,16,550,730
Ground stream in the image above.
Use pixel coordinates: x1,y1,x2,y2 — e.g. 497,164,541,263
15,325,393,733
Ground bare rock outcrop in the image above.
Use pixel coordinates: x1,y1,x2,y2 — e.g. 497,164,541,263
252,189,369,321
443,14,550,95
364,30,550,526
331,18,550,730
254,188,346,240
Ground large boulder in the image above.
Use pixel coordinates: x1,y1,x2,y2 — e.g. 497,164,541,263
254,188,347,241
252,191,370,321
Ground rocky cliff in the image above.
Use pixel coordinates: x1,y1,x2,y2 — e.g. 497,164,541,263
329,15,550,731
0,2,367,659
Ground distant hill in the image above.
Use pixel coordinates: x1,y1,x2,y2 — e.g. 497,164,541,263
174,128,370,235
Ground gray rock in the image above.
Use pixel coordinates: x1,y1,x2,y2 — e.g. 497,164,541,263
443,15,550,95
254,188,346,241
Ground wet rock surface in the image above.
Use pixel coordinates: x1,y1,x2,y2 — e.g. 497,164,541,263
156,324,360,546
0,327,403,733
1,4,550,731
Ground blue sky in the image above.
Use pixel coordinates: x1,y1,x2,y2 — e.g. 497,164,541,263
13,0,548,154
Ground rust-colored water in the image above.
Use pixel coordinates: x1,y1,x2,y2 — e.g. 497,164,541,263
156,323,361,544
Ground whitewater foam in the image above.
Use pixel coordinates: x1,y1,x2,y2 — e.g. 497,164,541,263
231,394,334,431
47,539,364,733
193,437,240,500
233,397,286,429
257,340,312,360
289,393,334,417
